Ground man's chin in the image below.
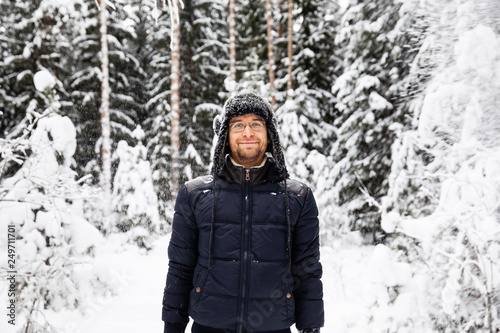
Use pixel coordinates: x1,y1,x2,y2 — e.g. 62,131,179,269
234,152,264,166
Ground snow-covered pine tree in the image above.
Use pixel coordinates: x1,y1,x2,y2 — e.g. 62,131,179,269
146,0,227,221
233,0,269,94
276,0,338,167
130,0,157,127
0,0,40,136
289,0,338,131
382,0,445,224
105,0,148,184
144,3,173,222
65,1,103,181
381,1,500,331
65,0,145,184
330,0,418,241
0,71,108,332
179,0,227,178
286,0,293,99
0,0,76,141
272,0,339,240
113,126,161,250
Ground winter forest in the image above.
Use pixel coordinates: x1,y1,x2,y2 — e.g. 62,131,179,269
0,0,499,332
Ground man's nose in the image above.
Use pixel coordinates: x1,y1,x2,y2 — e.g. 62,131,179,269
242,125,254,136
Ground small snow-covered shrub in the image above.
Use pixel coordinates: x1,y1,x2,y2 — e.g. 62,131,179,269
112,127,161,250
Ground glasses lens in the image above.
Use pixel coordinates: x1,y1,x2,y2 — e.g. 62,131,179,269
250,122,264,130
229,121,265,132
230,122,245,131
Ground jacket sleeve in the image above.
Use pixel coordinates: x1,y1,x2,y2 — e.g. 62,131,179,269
292,188,324,330
162,185,198,330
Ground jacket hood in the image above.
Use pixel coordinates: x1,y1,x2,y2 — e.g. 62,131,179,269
211,92,287,175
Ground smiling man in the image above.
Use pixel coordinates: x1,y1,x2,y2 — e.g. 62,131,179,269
228,114,268,168
162,92,324,333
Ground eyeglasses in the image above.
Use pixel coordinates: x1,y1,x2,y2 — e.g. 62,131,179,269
229,120,266,132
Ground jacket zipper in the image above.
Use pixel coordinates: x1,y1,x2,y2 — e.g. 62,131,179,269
237,168,251,333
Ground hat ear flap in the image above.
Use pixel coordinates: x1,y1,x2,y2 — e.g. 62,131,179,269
266,128,273,152
213,114,223,135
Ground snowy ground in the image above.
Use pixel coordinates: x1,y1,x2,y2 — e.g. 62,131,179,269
2,234,375,333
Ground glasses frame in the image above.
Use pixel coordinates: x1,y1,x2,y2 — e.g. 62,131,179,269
229,120,267,132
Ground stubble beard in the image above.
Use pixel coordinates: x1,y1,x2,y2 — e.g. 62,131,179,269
233,148,265,166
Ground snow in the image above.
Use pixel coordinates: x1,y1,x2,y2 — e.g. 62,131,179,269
40,235,170,333
368,91,392,111
1,234,378,333
33,70,56,92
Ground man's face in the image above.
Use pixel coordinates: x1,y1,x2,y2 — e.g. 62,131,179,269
228,113,268,168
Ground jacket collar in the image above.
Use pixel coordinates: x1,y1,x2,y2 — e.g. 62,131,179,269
217,155,286,185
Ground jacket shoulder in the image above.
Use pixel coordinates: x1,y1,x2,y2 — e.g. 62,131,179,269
282,179,309,199
185,175,214,193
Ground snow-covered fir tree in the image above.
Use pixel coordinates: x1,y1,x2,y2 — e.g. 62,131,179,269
380,1,500,331
233,0,269,94
0,71,109,332
0,0,76,140
330,0,419,241
179,0,228,178
273,0,340,241
144,3,175,221
146,0,227,221
64,1,103,180
112,126,160,249
65,0,146,183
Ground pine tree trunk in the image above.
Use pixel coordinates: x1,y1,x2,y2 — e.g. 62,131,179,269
265,0,276,110
170,0,181,199
286,0,293,100
229,0,237,84
98,0,112,231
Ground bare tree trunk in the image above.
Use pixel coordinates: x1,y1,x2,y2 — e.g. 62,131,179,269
265,0,276,110
229,0,237,84
170,0,181,199
286,0,293,100
98,0,112,231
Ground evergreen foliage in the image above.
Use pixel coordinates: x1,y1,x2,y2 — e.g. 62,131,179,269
233,0,269,94
0,73,109,332
64,1,103,179
65,0,146,181
179,0,227,178
113,127,160,250
143,2,173,220
330,0,419,240
146,0,227,220
381,1,500,331
0,0,73,136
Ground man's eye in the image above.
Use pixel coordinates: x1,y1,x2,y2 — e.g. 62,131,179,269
251,122,263,128
232,123,244,129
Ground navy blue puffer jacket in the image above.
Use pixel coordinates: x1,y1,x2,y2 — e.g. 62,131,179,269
162,158,324,332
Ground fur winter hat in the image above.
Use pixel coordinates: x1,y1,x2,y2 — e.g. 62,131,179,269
211,92,286,175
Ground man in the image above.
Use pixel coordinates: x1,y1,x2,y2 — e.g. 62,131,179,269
162,93,324,333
